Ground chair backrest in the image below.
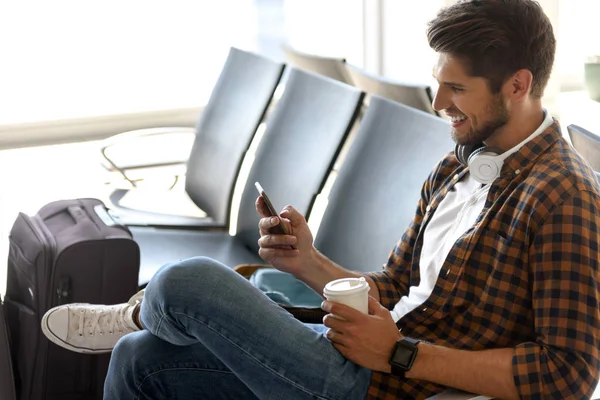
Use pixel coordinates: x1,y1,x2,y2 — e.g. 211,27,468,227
345,63,439,117
185,47,285,226
235,68,365,251
282,45,350,84
314,96,453,272
567,124,600,171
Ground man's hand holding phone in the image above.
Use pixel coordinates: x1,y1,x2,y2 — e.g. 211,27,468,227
255,182,295,246
255,182,315,276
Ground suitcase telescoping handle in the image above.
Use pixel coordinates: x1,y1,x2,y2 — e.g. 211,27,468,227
67,204,121,227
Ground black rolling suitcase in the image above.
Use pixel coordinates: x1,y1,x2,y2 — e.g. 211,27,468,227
3,198,140,400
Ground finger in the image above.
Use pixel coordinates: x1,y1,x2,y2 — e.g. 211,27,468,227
258,216,281,235
275,217,293,236
279,205,307,227
367,295,386,316
258,234,297,249
322,313,349,330
255,196,272,218
321,300,362,322
258,248,300,263
325,328,349,346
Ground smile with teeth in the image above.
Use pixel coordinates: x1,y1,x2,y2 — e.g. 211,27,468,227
450,115,468,123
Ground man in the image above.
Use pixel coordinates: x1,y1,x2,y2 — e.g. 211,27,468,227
41,0,600,398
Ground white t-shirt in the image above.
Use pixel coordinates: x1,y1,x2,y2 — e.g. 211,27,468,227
390,111,554,323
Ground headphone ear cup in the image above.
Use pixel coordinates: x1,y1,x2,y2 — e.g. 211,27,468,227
455,144,484,166
468,146,494,160
468,147,504,184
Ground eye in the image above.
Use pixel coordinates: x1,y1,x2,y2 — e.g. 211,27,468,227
451,86,464,93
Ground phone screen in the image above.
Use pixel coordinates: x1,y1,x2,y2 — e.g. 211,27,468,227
255,182,293,240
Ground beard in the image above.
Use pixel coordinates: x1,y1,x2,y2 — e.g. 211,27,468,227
452,93,509,146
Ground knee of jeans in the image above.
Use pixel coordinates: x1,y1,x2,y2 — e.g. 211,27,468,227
145,256,230,303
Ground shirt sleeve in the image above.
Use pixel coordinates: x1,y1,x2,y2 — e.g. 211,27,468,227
513,188,600,399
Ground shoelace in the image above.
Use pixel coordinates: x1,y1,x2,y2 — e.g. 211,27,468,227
77,306,128,337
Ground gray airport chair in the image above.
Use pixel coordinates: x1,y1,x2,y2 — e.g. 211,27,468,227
105,47,286,228
282,45,350,84
248,96,453,307
133,68,365,286
567,124,600,171
345,63,439,117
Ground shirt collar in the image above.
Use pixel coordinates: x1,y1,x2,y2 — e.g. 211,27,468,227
500,111,561,177
500,109,554,158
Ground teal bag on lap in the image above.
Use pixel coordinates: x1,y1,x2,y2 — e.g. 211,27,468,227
249,269,322,308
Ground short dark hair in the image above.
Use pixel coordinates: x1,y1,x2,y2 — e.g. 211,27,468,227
427,0,556,98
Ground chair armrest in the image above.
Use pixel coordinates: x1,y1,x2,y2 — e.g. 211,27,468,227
280,305,327,324
233,264,275,279
100,127,195,186
108,187,221,228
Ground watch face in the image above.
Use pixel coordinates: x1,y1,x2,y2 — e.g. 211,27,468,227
391,346,414,368
390,338,419,370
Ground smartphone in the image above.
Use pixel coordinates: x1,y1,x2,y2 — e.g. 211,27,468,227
255,182,295,248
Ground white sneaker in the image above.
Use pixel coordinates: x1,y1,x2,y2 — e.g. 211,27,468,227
41,289,144,354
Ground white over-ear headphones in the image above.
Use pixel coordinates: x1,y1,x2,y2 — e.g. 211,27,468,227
454,143,512,184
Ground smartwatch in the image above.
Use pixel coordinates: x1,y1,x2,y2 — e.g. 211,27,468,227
389,337,421,378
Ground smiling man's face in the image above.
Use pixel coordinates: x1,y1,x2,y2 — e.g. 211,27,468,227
432,53,510,146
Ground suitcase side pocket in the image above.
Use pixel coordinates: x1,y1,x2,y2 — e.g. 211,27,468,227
6,241,37,311
3,299,38,400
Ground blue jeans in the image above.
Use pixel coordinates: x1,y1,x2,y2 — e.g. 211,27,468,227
104,257,372,399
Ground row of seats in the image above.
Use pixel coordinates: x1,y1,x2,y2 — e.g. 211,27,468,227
97,47,453,287
99,46,440,188
98,46,600,291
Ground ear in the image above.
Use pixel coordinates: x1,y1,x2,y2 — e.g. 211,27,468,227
504,69,533,102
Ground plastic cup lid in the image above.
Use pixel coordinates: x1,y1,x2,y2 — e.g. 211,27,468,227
323,277,368,296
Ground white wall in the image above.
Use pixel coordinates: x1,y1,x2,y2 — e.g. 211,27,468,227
283,0,363,66
381,0,445,86
0,1,258,125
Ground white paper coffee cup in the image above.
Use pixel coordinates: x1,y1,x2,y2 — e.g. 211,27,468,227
323,277,369,314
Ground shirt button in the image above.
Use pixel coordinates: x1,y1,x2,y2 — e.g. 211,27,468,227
515,169,521,175
452,174,459,181
422,307,428,312
446,269,451,276
426,205,431,212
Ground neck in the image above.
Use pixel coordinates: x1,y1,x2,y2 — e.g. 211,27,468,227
484,100,545,152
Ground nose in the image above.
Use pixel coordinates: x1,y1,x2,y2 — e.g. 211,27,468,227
432,87,450,113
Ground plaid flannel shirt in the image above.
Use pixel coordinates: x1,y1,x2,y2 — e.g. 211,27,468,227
366,121,600,399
